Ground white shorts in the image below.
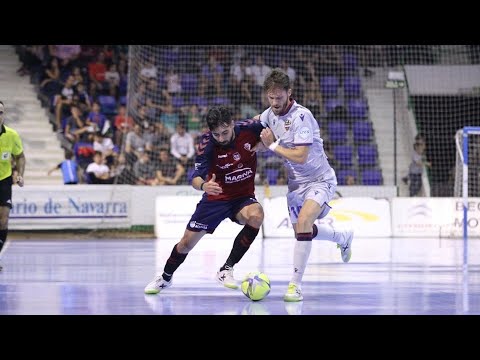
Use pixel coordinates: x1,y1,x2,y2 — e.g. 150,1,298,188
286,170,337,224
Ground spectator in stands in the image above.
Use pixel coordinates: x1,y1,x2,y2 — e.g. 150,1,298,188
53,75,76,132
71,66,85,87
170,123,195,173
402,133,426,185
74,82,92,116
39,57,61,90
152,148,185,185
407,141,431,197
302,81,324,120
139,57,158,82
159,98,180,134
88,52,107,98
86,101,109,135
144,122,171,154
345,174,356,186
124,123,148,166
47,149,79,185
246,55,271,108
110,153,135,185
113,105,134,145
63,105,91,143
93,132,117,166
85,151,113,184
182,104,203,137
228,57,252,106
198,54,224,97
164,65,182,97
104,63,120,98
133,151,156,185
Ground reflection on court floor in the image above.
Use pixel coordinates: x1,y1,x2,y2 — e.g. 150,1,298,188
0,236,479,314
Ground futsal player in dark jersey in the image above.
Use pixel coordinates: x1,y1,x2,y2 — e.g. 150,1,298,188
145,105,265,294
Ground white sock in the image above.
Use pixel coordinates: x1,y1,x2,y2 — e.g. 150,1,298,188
291,240,312,284
313,224,343,244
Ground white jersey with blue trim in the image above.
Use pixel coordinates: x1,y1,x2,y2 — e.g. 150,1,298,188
259,100,334,186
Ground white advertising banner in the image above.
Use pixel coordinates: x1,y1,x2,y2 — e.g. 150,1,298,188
10,186,131,229
155,195,263,240
392,198,480,237
263,197,391,238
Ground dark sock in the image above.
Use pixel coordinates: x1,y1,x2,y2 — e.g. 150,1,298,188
296,232,313,241
220,224,259,271
162,244,188,281
0,229,7,253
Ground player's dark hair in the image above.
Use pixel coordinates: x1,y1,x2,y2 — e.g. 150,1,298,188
206,105,233,131
263,68,290,93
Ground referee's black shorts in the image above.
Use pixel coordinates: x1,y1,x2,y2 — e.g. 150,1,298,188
0,176,13,209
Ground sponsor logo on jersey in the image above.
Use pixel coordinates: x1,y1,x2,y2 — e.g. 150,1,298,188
299,127,310,140
1,152,10,160
224,168,254,184
216,162,234,170
218,154,227,158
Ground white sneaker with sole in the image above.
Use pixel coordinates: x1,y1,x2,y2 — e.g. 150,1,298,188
144,275,172,294
216,268,238,289
337,230,354,263
283,282,303,302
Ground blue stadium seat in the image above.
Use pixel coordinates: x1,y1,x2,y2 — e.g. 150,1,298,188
333,145,353,168
211,96,231,106
328,121,348,143
320,76,339,98
171,95,185,109
361,169,383,185
352,120,373,143
344,76,362,98
343,53,359,75
337,169,358,185
190,96,208,108
357,144,378,167
181,73,198,96
348,98,368,119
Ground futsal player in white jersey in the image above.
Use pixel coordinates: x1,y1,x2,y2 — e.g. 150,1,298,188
257,68,354,302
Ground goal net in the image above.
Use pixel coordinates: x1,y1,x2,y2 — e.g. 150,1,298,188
442,127,480,239
94,45,480,235
123,45,480,191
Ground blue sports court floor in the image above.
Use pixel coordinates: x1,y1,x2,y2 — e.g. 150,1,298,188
0,234,479,315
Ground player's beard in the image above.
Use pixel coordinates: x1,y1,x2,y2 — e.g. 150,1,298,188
271,100,288,116
218,132,235,148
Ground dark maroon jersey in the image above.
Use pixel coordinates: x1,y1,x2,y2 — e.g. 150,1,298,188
193,119,264,201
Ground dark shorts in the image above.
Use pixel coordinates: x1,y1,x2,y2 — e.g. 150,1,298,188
186,195,259,234
0,176,13,209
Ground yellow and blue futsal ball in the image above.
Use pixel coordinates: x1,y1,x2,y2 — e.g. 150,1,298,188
241,271,271,301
